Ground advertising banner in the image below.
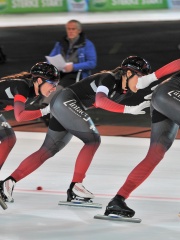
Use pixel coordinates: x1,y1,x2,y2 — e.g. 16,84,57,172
89,0,168,11
168,0,180,8
67,0,89,11
0,0,68,14
0,0,169,14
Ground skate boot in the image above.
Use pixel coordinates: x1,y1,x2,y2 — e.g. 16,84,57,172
104,195,135,218
0,179,15,203
67,183,94,203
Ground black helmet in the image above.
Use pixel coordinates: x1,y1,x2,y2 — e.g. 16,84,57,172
30,62,60,84
121,56,151,76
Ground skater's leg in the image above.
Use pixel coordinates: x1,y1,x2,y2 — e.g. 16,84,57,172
70,130,101,182
118,117,178,199
10,117,72,182
66,129,101,201
50,90,101,201
0,117,72,204
105,112,178,217
0,114,16,170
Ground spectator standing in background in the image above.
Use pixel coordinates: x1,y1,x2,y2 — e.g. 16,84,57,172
41,19,97,125
49,19,97,87
42,19,97,105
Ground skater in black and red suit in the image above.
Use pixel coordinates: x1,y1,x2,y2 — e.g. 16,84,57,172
0,63,59,169
0,61,59,188
0,56,180,209
104,70,180,218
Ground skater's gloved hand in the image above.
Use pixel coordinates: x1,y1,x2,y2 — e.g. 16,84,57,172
136,72,158,89
40,104,50,116
144,85,159,100
124,101,150,115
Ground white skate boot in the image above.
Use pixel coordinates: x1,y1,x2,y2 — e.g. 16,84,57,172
0,179,15,203
59,183,102,208
0,179,15,210
67,183,94,202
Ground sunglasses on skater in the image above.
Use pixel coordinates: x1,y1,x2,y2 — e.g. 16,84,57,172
45,79,58,88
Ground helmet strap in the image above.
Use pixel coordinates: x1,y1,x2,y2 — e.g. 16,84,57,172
38,82,45,96
126,73,134,90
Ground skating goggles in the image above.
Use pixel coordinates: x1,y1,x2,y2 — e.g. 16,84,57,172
45,79,58,88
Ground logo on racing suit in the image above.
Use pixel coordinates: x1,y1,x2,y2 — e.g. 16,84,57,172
168,90,180,102
63,99,90,121
1,121,11,128
63,99,97,131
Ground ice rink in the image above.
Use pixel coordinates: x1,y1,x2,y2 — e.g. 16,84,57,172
0,8,180,240
0,132,180,240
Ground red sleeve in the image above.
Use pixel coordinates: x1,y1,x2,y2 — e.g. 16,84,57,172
14,95,27,103
95,92,125,113
14,94,42,122
155,59,180,79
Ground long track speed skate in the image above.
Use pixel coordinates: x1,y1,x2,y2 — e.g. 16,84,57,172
94,214,141,223
94,194,141,222
58,183,102,208
59,199,102,208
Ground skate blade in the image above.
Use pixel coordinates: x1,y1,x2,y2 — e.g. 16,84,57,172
0,196,8,210
94,214,141,223
58,200,102,209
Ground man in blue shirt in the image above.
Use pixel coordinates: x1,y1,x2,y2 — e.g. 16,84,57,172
41,19,97,124
49,19,97,87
